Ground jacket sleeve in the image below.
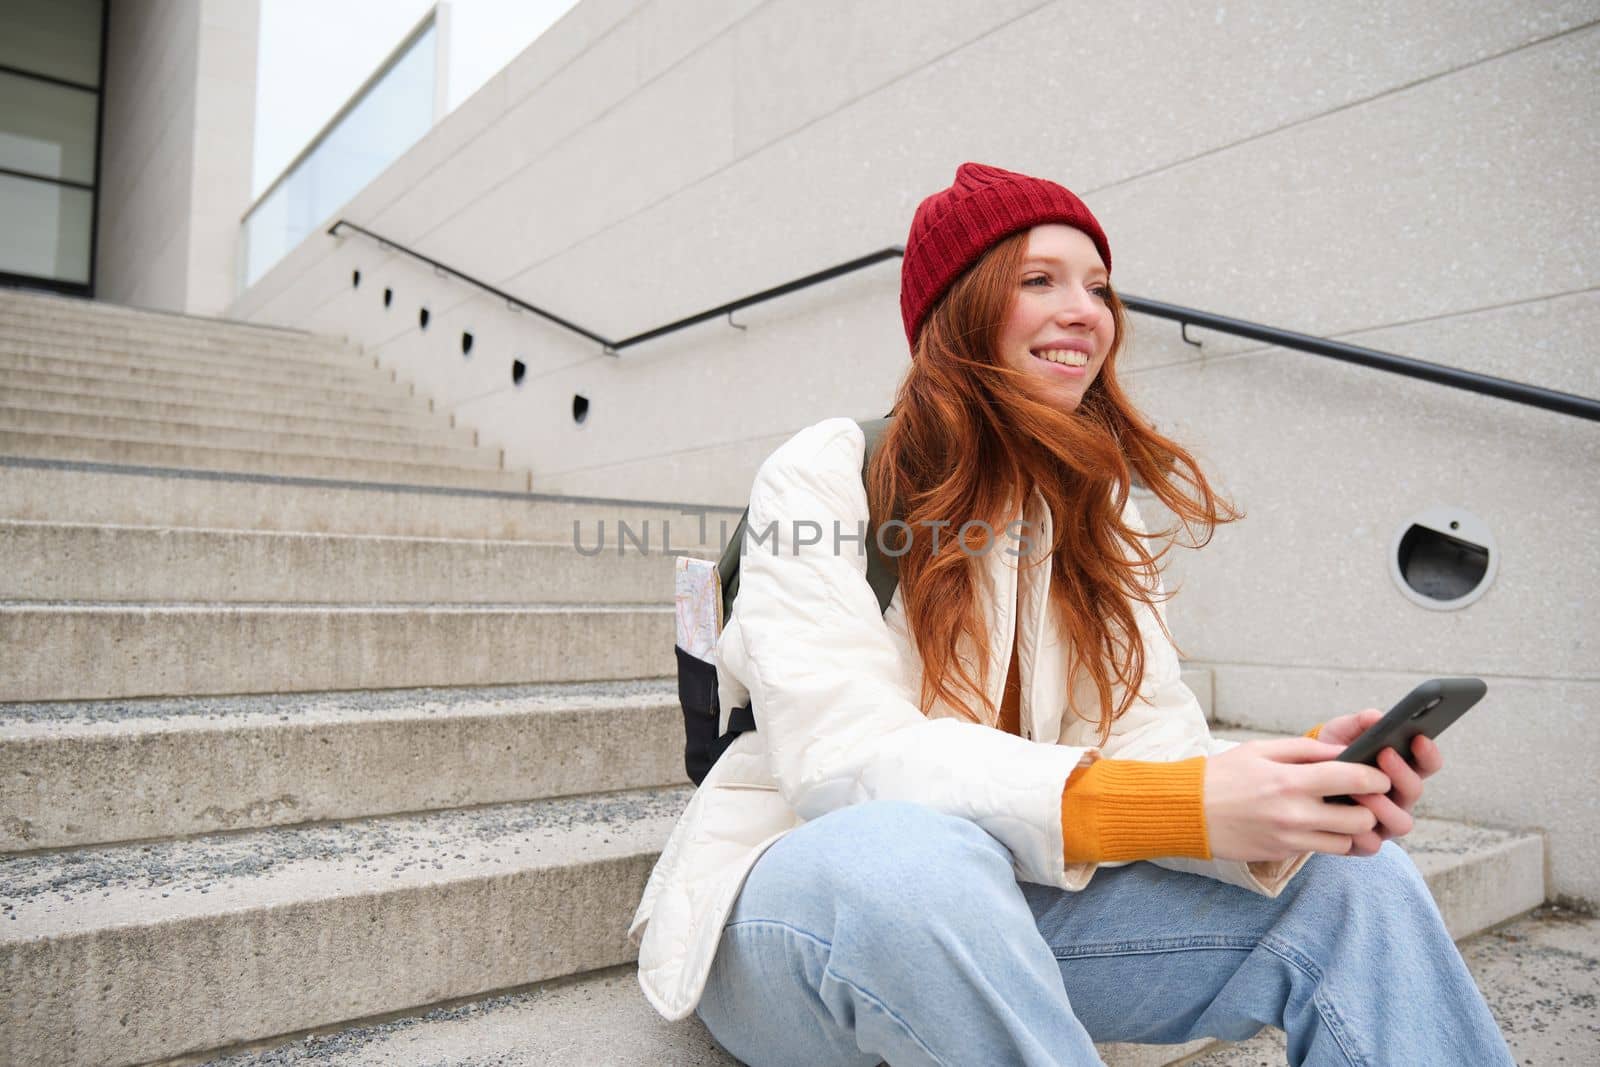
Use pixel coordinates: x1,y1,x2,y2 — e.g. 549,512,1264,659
1088,495,1316,896
716,417,1096,889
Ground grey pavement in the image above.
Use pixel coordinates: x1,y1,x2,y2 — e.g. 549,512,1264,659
1182,903,1600,1067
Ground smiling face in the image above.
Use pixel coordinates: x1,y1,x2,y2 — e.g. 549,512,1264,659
996,224,1115,412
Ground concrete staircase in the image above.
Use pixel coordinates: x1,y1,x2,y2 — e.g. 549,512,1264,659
0,290,525,490
0,290,1546,1066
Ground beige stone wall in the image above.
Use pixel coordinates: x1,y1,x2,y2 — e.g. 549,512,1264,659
97,0,257,315
229,1,1600,901
184,0,258,315
97,0,199,310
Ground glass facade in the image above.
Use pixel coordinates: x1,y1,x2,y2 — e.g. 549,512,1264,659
0,0,104,293
0,172,94,284
242,20,438,289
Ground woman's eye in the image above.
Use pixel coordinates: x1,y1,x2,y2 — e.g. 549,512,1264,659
1022,275,1049,287
1089,286,1111,301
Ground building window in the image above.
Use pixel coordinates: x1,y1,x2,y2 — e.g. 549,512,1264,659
0,0,106,295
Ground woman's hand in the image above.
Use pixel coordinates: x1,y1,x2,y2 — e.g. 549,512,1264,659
1203,737,1395,863
1313,707,1444,856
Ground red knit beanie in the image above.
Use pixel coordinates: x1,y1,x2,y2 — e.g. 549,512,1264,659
900,162,1111,349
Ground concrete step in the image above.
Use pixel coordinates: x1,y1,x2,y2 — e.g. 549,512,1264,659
0,802,1540,1067
0,520,692,603
0,600,675,701
0,785,694,1067
0,680,688,850
0,317,368,369
0,316,363,357
192,965,1200,1067
0,350,421,409
0,335,395,390
0,326,369,370
0,366,431,418
0,408,501,470
170,968,1207,1067
0,459,740,542
190,965,739,1067
0,429,526,490
181,905,1597,1067
0,384,472,445
0,292,360,356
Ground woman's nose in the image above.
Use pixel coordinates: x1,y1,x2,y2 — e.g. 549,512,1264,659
1053,288,1104,328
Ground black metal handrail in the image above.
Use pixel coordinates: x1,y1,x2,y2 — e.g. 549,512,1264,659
329,219,1598,422
329,219,900,354
616,247,906,349
1123,297,1600,422
330,220,612,347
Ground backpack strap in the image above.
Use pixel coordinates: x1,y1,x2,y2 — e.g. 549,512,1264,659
855,415,899,615
718,415,898,623
698,415,898,760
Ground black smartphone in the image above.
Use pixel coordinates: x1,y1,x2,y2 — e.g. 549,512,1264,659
1324,677,1486,805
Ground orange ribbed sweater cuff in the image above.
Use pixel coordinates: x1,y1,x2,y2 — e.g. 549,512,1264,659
1060,756,1210,864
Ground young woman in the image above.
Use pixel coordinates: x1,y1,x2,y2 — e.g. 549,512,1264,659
629,163,1514,1066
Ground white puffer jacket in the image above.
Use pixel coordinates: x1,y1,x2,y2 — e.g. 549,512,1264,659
630,416,1312,1021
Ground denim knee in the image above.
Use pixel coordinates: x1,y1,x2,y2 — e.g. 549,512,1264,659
713,801,1100,1066
1290,839,1436,932
744,800,1017,930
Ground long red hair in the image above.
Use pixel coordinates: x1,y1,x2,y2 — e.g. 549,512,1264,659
866,229,1238,746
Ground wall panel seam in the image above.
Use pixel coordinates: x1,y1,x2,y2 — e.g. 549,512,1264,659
419,6,1595,299
409,0,1055,286
1087,18,1600,200
243,0,1043,318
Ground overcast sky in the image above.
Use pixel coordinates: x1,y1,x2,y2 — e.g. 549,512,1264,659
252,0,577,198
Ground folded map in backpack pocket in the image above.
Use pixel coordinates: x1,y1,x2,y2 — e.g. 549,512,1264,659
675,556,723,663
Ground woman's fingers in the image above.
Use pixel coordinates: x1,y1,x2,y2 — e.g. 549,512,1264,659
1317,708,1382,748
1292,830,1364,857
1268,737,1366,763
1349,829,1385,856
1324,797,1380,837
1355,789,1415,840
1211,735,1436,863
1378,746,1425,810
1306,756,1391,799
1410,733,1445,778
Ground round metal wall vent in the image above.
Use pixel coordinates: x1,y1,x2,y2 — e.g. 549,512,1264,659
1390,506,1496,611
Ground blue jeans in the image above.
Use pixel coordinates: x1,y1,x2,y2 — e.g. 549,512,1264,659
695,800,1515,1066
